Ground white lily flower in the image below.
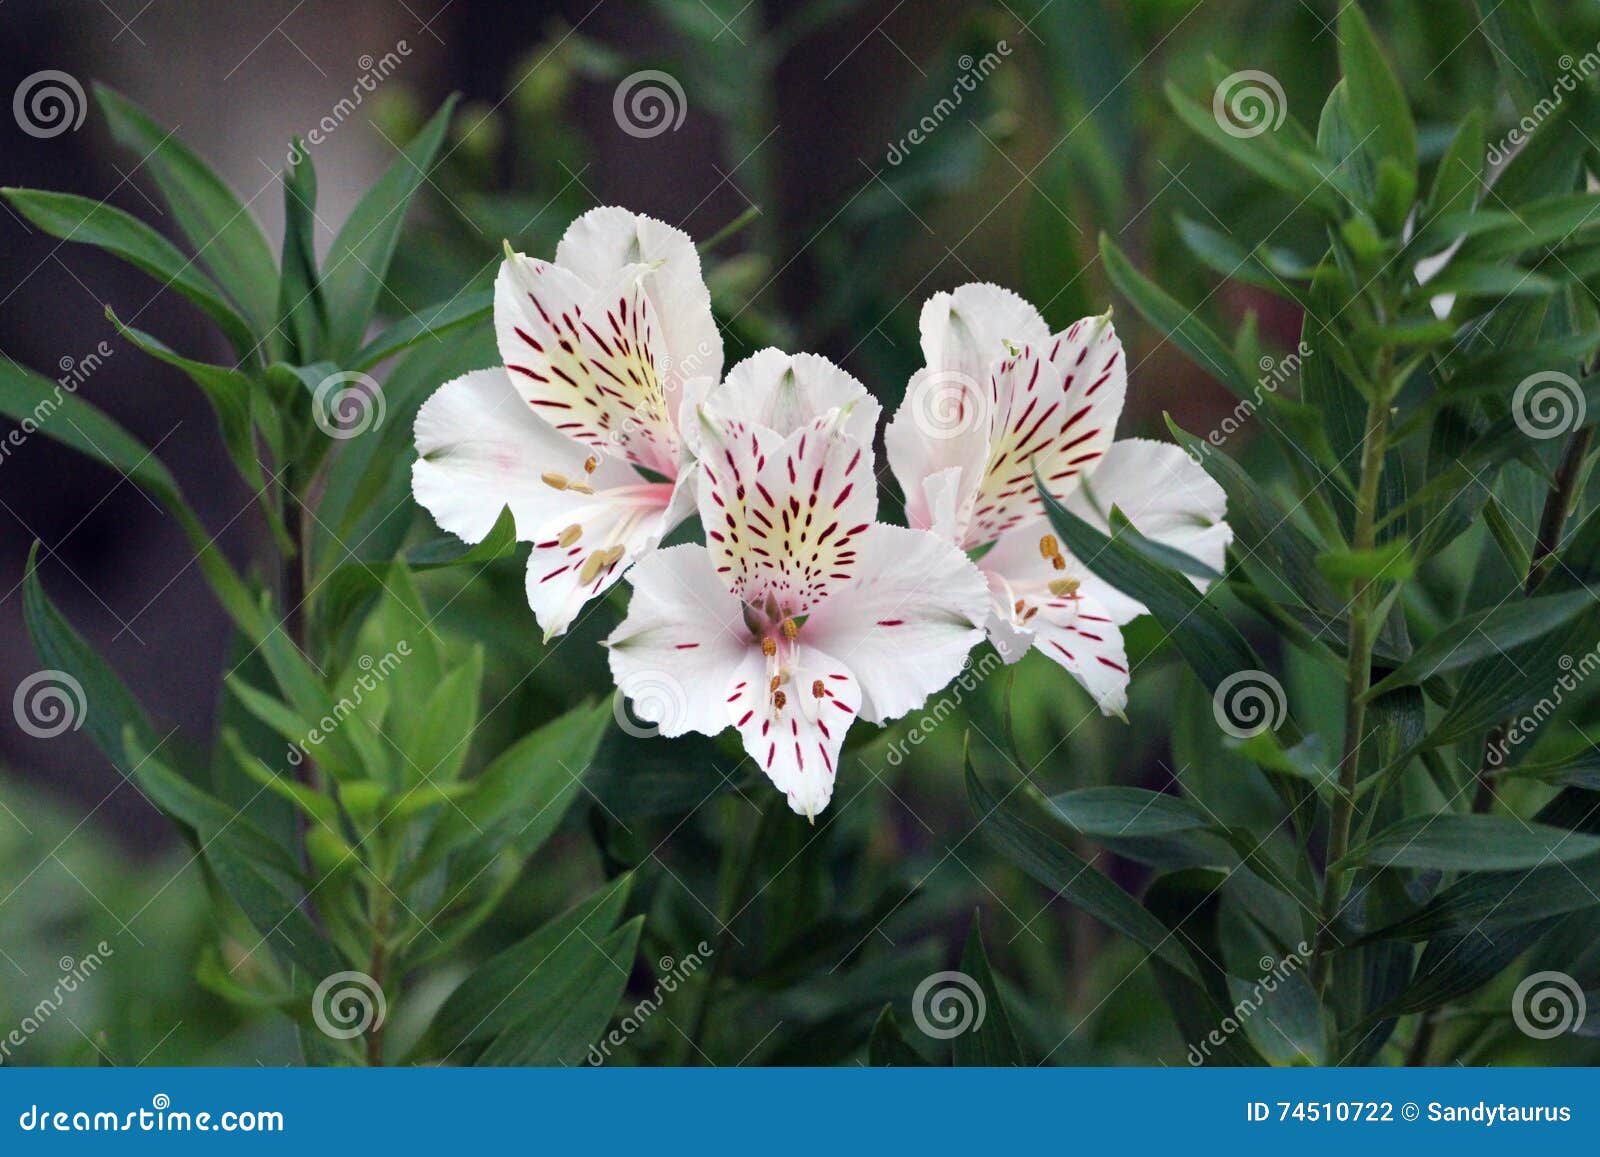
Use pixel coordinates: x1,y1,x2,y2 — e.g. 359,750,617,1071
607,365,988,820
412,207,722,640
885,283,1232,717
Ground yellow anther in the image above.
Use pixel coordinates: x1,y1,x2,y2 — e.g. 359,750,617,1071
769,675,781,693
781,618,799,640
1038,534,1060,560
542,471,570,490
761,637,777,657
584,455,599,474
567,481,595,495
1048,577,1080,597
577,552,607,584
558,524,583,547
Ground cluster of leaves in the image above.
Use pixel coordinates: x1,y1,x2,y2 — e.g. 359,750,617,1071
949,2,1600,1064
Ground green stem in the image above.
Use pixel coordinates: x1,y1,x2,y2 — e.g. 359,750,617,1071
1311,386,1391,993
681,796,774,1064
1473,423,1594,813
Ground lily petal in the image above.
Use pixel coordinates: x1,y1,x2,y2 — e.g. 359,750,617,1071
804,525,988,724
697,413,876,617
412,367,603,544
919,283,1049,387
727,643,861,820
495,253,679,477
606,545,754,737
696,348,880,449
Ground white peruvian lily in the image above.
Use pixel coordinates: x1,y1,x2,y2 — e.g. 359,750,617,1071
885,283,1232,717
412,206,723,640
606,359,988,820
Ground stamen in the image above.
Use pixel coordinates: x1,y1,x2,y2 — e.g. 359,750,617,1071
1013,599,1025,615
1050,555,1066,571
542,471,570,490
811,679,825,699
1049,577,1080,597
1038,534,1060,560
558,524,583,547
781,618,799,640
761,637,777,657
567,480,596,495
772,690,787,711
769,675,781,692
577,551,606,584
584,455,598,474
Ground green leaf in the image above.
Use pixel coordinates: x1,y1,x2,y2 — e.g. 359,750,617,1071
94,84,279,342
965,753,1199,981
951,922,1023,1066
1,188,256,355
352,289,495,371
1337,3,1416,192
1100,234,1253,398
1036,468,1261,697
321,96,459,360
477,917,643,1066
278,141,326,363
867,1007,930,1066
1365,590,1593,699
409,699,610,885
1343,815,1600,872
397,647,484,786
421,873,636,1064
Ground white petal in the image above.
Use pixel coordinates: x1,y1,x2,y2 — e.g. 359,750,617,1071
803,525,988,724
986,584,1128,716
1067,438,1230,576
964,315,1125,545
555,207,724,402
606,546,754,738
697,349,880,447
885,366,992,535
412,367,593,543
495,253,679,477
918,283,1049,386
696,411,877,617
727,644,861,819
523,477,677,640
